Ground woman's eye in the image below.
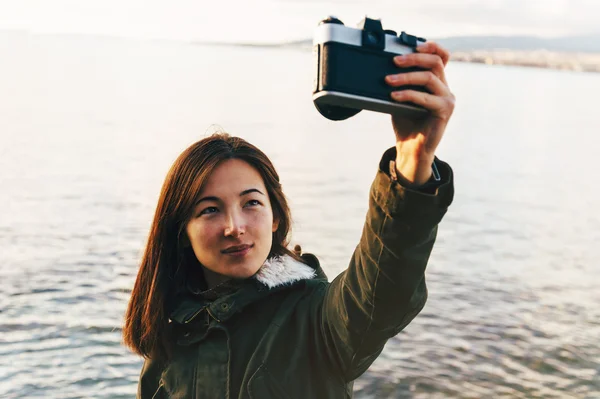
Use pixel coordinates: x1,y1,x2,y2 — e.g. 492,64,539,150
246,199,261,207
199,207,218,216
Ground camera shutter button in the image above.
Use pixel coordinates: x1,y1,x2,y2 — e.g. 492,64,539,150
384,30,397,36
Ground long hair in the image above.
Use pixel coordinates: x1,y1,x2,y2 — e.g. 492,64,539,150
122,133,301,362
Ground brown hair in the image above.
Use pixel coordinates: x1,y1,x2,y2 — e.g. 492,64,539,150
122,133,301,361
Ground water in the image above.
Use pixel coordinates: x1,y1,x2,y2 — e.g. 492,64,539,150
1,32,599,398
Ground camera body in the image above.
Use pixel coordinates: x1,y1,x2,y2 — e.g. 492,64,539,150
312,16,428,121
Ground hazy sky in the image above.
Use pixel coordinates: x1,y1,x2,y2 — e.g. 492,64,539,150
0,0,598,43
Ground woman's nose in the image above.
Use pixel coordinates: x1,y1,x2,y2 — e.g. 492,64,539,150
224,211,245,237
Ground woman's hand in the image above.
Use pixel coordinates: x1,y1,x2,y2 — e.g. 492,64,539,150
385,42,455,186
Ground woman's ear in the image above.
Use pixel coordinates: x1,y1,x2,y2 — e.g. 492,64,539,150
272,217,280,233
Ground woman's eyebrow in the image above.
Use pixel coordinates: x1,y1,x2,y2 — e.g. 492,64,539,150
195,188,264,205
195,195,220,205
240,188,265,197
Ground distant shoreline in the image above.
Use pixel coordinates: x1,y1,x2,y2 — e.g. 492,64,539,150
201,41,600,74
2,29,598,74
449,50,600,73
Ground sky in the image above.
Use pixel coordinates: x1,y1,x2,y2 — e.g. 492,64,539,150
0,0,598,43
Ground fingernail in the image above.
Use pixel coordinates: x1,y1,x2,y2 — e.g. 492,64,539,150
394,55,405,64
386,75,399,82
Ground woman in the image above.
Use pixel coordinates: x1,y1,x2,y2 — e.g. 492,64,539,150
124,42,455,398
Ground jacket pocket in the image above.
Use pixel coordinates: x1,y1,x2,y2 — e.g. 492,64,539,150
247,364,291,399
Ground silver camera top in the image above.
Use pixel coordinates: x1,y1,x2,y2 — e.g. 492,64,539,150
313,16,426,55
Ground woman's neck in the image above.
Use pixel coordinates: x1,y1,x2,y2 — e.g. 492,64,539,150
201,267,231,290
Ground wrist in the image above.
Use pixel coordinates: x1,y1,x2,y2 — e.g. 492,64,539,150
394,153,435,186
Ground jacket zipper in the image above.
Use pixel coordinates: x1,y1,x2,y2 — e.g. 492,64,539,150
206,307,221,323
184,306,222,324
184,306,206,324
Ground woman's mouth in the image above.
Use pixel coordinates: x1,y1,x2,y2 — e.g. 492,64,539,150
221,244,253,257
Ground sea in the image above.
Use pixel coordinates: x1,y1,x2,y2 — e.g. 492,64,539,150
1,31,599,398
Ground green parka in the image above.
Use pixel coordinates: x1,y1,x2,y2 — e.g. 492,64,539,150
137,148,454,398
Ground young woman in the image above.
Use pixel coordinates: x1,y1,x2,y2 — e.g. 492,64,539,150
124,42,456,398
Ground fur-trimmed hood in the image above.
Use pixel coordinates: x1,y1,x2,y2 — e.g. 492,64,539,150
253,255,317,289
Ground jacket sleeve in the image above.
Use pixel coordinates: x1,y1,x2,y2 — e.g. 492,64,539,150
319,147,454,382
137,357,166,399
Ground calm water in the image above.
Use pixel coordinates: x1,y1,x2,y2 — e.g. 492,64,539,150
1,32,599,398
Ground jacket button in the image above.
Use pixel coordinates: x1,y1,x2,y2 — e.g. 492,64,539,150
220,303,229,311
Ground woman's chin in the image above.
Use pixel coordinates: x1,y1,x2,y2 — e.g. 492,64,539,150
224,263,262,280
220,253,265,279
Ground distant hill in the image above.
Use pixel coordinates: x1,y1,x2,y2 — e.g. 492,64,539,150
2,29,597,54
250,34,600,54
261,34,600,73
435,35,600,54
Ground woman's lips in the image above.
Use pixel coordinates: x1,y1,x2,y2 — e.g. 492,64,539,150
221,244,253,257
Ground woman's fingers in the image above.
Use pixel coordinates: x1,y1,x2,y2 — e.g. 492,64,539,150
390,89,455,118
386,42,455,118
385,71,450,97
392,53,447,84
415,42,450,66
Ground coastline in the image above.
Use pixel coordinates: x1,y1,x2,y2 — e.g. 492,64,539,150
2,29,598,74
272,41,600,74
449,50,600,73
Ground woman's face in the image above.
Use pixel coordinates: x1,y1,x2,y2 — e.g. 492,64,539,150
185,158,279,287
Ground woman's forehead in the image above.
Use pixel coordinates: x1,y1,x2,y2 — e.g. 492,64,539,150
199,159,266,196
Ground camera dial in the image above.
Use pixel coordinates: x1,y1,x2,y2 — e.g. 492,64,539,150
319,16,344,25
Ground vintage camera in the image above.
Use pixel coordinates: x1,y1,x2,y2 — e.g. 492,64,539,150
312,16,428,121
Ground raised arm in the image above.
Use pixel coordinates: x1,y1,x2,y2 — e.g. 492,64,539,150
318,42,456,381
319,149,454,381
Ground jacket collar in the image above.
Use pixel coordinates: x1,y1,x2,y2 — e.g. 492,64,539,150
254,255,316,288
169,254,319,324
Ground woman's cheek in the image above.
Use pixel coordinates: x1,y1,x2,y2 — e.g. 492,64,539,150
194,220,220,245
254,206,274,223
